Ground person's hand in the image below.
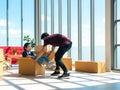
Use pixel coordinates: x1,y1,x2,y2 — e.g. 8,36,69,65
31,56,35,59
34,59,38,62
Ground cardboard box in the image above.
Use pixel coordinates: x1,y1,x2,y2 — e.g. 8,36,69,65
0,61,3,74
75,61,105,73
19,57,45,76
61,57,72,70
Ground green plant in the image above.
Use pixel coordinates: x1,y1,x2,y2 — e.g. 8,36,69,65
23,35,36,48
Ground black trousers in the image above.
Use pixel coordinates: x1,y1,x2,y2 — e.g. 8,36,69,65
55,42,72,73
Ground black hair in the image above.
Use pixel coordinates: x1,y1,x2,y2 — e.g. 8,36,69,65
41,32,49,39
23,43,31,51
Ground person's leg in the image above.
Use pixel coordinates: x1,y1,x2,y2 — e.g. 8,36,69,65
38,56,55,70
41,55,51,63
50,49,62,75
55,48,69,72
37,56,45,64
57,43,72,79
51,42,72,76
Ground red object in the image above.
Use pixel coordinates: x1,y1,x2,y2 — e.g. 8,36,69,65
0,46,23,64
11,57,18,64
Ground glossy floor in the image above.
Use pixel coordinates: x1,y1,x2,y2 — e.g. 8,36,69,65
0,68,120,90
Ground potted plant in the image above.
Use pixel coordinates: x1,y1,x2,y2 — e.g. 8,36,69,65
13,49,18,55
23,35,36,49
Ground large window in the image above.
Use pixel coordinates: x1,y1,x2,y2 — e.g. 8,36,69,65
41,0,44,34
114,0,120,69
82,0,90,61
94,0,105,62
54,0,58,33
62,0,67,36
71,0,78,62
37,0,105,63
117,47,120,68
117,22,120,44
0,0,7,46
117,0,120,20
47,0,51,34
23,0,34,45
0,0,106,64
0,0,35,46
9,0,21,46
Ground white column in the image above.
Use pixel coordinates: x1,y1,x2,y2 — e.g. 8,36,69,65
51,0,54,34
58,0,62,34
35,0,41,45
67,0,71,57
21,0,23,46
90,0,95,61
39,0,41,44
114,0,117,69
78,0,82,60
105,0,114,71
44,0,47,32
6,0,9,46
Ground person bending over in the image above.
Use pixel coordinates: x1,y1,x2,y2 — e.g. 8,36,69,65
38,33,72,79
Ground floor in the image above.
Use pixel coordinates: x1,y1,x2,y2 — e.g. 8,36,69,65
0,66,120,90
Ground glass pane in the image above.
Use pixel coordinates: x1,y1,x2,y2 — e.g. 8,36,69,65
62,0,67,36
23,0,34,45
54,0,58,33
9,0,21,46
117,22,120,44
0,0,7,46
117,0,120,19
116,46,120,69
95,0,105,62
47,0,51,34
71,0,78,63
41,0,44,34
82,0,90,61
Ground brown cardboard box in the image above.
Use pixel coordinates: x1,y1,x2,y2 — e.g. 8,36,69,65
34,45,48,56
19,57,45,76
0,61,3,74
75,61,105,73
61,57,72,70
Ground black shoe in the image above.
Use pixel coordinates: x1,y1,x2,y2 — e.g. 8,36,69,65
51,71,60,76
58,72,70,79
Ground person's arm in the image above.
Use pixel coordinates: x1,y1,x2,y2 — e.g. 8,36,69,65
34,46,47,62
47,45,55,57
29,52,36,59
